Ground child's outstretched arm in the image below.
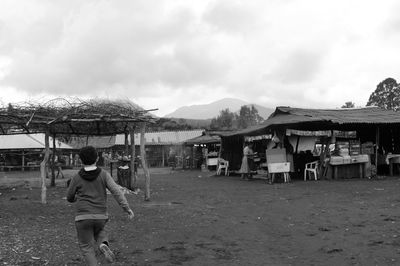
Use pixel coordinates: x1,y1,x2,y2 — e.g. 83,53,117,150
66,177,77,202
104,172,134,218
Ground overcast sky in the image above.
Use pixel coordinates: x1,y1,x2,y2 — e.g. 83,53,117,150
0,0,399,116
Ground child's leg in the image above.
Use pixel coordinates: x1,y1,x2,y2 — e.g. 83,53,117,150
94,219,115,262
75,220,98,266
93,219,108,245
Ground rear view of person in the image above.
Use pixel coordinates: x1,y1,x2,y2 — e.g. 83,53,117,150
66,146,134,265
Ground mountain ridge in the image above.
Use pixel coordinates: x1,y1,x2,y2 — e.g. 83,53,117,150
164,98,274,120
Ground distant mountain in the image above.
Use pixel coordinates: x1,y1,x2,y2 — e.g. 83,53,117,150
164,98,274,120
250,104,275,119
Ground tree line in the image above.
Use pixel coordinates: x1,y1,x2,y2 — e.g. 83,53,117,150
210,105,264,130
342,77,400,110
150,76,400,131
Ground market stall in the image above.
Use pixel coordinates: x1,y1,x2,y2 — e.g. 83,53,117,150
184,133,221,169
220,106,400,180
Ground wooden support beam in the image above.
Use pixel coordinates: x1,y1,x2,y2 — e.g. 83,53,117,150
50,134,56,187
139,123,151,201
40,130,50,204
68,118,153,122
295,135,300,154
21,149,25,172
0,124,5,134
129,126,137,189
162,146,165,167
375,126,380,167
124,131,129,156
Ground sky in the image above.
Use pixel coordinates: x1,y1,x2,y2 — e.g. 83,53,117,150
1,0,399,117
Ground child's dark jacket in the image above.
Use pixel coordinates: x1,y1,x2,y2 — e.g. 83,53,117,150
67,168,130,221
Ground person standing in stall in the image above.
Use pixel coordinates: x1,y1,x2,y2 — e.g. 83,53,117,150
239,142,256,180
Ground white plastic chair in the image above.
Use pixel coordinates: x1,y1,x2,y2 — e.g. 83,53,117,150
304,161,319,181
216,158,229,176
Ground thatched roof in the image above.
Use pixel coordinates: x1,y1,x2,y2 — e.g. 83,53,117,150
0,98,157,136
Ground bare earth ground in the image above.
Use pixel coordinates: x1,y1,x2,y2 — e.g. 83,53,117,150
1,168,400,266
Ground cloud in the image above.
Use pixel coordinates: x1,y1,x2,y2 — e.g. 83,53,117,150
203,1,258,33
0,0,400,116
1,0,233,99
267,49,324,84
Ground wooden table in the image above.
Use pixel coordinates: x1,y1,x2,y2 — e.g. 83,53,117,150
329,161,366,179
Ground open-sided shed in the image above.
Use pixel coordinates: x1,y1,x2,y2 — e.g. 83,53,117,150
183,133,222,169
0,98,157,203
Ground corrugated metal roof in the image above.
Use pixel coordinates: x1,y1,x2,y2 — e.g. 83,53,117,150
184,134,221,145
67,136,116,149
0,134,73,150
221,106,400,137
115,130,204,145
272,106,400,124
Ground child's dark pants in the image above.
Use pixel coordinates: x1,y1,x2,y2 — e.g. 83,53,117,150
75,219,108,266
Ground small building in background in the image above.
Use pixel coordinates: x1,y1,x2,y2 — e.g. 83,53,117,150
67,130,205,168
0,134,74,171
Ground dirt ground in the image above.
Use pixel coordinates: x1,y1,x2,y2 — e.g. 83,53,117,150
1,168,400,266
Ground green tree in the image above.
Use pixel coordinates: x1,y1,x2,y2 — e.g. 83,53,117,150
7,103,14,112
147,118,194,131
367,78,400,110
341,101,355,108
210,108,235,130
236,105,264,129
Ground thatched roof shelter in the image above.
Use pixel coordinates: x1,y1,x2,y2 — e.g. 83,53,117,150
0,98,157,135
0,98,157,203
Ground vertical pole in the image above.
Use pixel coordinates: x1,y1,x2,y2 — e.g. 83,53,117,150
51,134,56,187
21,149,25,171
192,146,195,168
40,130,50,204
129,126,137,190
124,131,129,156
140,123,151,201
375,126,380,167
162,146,165,167
295,136,300,154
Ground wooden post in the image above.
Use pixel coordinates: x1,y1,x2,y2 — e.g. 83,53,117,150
375,126,380,167
295,136,300,154
50,134,56,187
40,130,50,204
21,149,25,172
139,123,151,201
129,126,137,189
162,146,165,167
124,131,129,156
